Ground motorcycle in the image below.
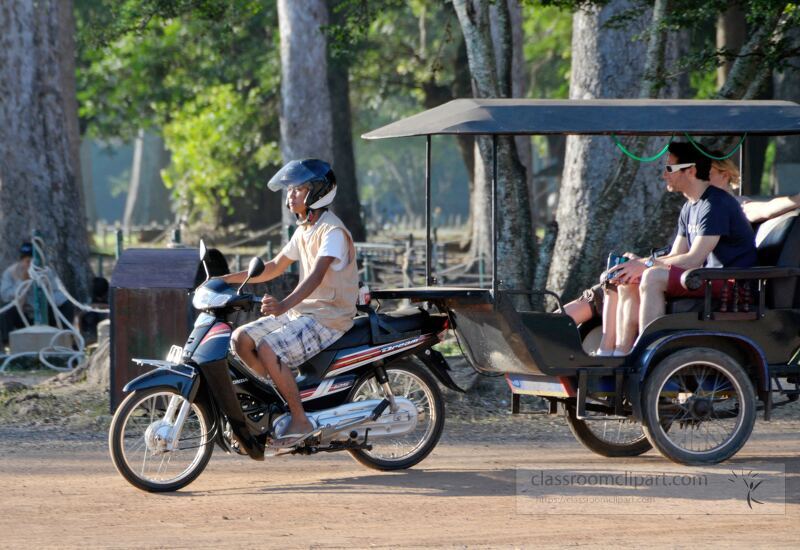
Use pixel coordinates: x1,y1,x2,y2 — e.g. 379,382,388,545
109,241,461,492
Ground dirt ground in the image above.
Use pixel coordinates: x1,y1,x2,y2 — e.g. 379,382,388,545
1,365,799,548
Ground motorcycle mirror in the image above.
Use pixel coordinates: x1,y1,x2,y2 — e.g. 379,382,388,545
199,240,210,283
247,256,265,278
237,256,265,295
199,240,208,261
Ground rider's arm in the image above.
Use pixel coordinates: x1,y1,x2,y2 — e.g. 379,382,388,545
271,256,336,313
742,193,800,223
655,235,720,270
222,253,294,285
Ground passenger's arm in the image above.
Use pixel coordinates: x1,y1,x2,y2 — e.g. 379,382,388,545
222,252,294,285
742,193,800,223
656,235,720,270
667,235,689,257
261,256,336,316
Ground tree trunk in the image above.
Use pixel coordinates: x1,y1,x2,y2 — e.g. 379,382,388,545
453,0,534,299
773,26,800,194
277,0,334,239
0,0,90,300
546,0,659,302
716,6,747,89
327,1,366,242
491,0,533,230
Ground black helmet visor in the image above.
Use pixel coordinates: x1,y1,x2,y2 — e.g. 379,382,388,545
267,160,319,192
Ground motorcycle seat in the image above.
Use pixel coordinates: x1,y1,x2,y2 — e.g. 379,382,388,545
327,308,428,350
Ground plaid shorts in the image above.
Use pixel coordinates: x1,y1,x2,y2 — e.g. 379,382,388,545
240,312,343,369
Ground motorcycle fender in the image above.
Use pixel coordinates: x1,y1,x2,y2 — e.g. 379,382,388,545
414,348,465,393
123,364,200,402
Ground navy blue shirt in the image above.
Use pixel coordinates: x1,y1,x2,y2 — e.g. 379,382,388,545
677,185,757,268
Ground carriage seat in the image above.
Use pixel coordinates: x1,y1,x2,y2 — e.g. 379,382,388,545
666,209,800,314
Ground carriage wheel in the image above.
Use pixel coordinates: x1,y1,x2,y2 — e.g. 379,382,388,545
563,402,652,457
641,348,756,465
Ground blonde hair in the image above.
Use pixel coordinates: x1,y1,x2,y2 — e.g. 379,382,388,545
711,157,741,191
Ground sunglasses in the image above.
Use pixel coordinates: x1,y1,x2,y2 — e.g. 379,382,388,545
664,163,695,173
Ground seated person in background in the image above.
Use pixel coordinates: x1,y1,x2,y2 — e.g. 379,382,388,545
608,142,757,355
709,154,742,198
743,192,800,223
563,148,745,354
1,242,74,345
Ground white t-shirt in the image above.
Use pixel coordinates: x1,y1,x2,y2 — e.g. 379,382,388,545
281,226,348,271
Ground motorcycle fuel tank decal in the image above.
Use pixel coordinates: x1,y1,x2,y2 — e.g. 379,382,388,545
192,322,232,364
324,334,436,377
300,376,356,402
199,322,231,345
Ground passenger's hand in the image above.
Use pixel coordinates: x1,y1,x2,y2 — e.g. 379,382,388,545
608,259,646,285
260,294,286,316
622,252,640,260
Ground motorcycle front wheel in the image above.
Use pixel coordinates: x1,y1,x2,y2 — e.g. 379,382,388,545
109,388,214,492
347,360,444,471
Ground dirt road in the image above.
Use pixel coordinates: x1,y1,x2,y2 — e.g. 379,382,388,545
1,419,798,549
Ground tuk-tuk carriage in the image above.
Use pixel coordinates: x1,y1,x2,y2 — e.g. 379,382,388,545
364,98,800,465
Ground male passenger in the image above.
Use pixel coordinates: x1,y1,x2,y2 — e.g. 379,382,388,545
609,142,757,353
222,159,359,447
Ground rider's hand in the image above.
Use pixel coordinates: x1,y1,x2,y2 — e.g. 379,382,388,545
260,294,287,317
622,252,640,260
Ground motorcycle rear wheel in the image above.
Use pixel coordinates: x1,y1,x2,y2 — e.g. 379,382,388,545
347,360,444,471
109,388,214,492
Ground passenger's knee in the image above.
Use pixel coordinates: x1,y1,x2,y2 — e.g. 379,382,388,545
617,283,638,299
639,267,668,293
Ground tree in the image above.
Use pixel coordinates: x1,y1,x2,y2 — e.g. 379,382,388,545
327,0,366,242
453,0,535,298
0,0,91,299
76,0,284,228
545,0,800,301
277,0,335,234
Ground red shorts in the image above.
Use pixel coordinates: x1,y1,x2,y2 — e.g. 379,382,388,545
665,265,726,298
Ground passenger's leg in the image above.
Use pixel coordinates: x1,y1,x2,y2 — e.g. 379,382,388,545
597,286,618,354
615,283,640,354
639,267,669,332
563,300,593,325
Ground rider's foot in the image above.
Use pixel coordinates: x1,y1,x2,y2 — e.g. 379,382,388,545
273,416,315,448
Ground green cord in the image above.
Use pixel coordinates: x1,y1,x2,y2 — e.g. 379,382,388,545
611,134,673,162
684,133,747,160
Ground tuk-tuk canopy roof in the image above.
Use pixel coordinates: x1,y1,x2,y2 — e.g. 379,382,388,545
361,99,800,139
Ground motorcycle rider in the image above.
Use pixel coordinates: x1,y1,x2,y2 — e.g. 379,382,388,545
222,159,359,448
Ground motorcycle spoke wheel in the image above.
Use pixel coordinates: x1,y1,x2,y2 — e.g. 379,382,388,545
109,389,213,492
348,361,444,470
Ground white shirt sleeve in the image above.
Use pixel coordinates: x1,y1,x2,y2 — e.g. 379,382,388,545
279,229,301,261
317,228,349,271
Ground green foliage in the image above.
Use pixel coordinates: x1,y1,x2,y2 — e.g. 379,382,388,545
690,69,718,99
75,0,281,223
522,3,572,99
162,85,280,222
761,139,777,194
